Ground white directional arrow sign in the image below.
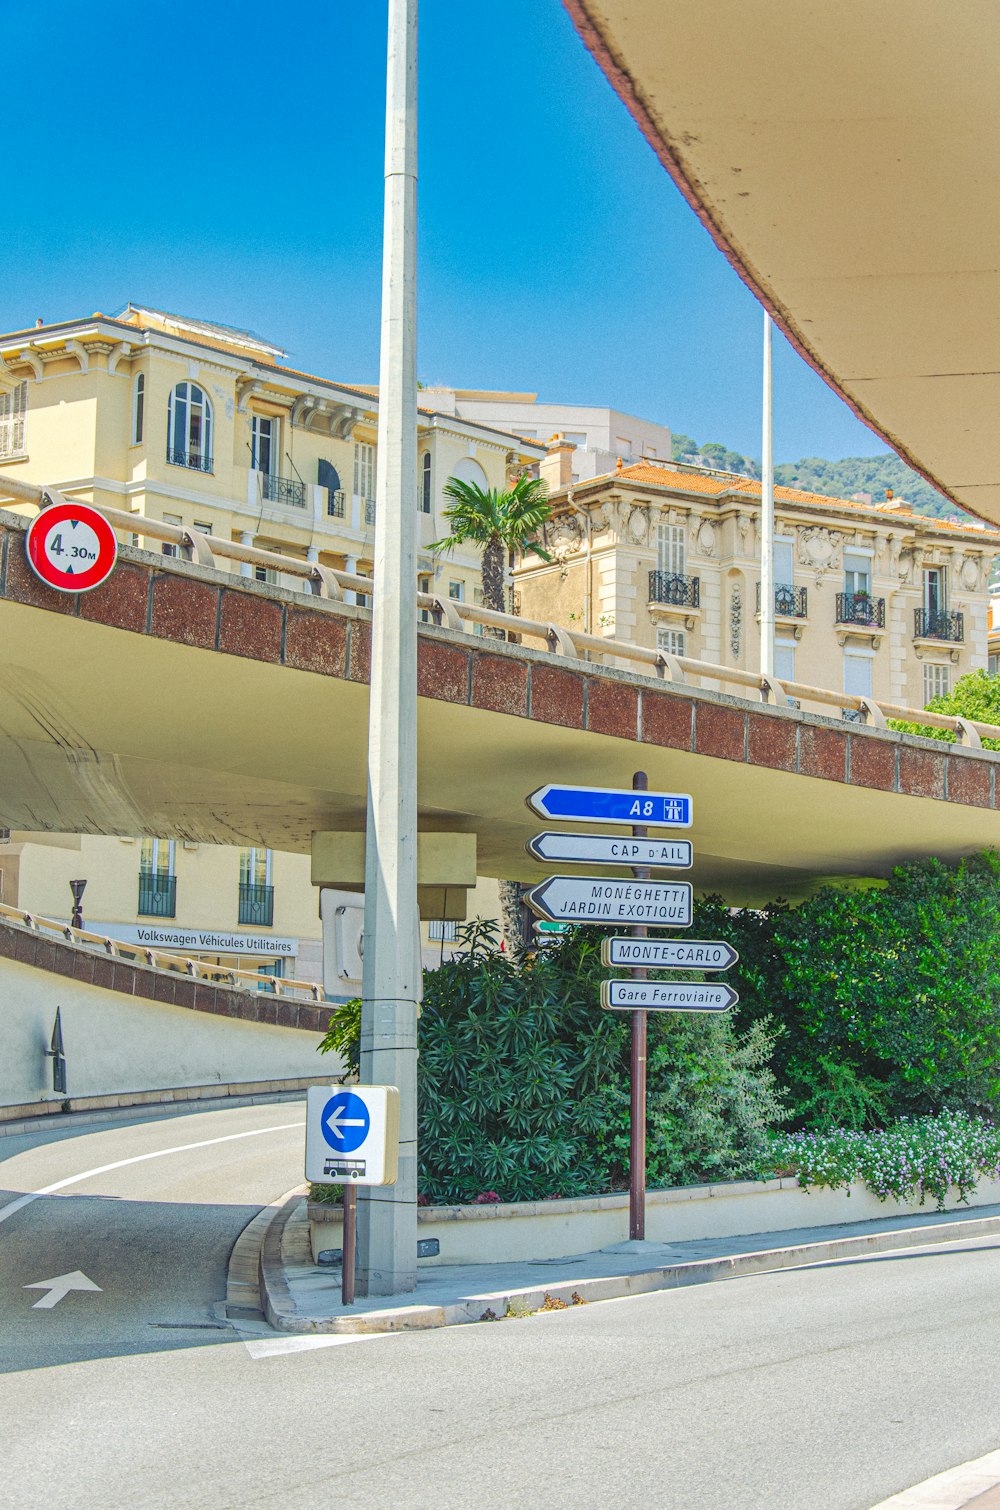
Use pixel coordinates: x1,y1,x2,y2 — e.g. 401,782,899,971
326,1105,367,1141
526,832,693,869
600,980,739,1013
524,875,692,927
601,938,739,971
24,1271,102,1309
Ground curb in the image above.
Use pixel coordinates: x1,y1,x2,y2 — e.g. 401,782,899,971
869,1448,1000,1508
258,1201,1000,1336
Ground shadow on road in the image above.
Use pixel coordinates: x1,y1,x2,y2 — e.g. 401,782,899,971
0,1187,261,1375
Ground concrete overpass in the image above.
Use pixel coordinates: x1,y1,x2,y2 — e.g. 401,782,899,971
2,504,1000,903
564,1,1000,525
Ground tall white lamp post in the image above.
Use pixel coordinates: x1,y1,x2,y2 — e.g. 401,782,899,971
760,312,775,679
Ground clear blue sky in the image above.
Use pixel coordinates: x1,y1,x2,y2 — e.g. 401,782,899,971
5,0,888,466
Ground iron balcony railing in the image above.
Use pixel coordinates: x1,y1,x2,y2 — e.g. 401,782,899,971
238,881,274,927
138,870,176,918
914,608,964,642
836,592,885,628
756,582,808,617
364,496,376,526
648,571,700,609
166,447,212,473
261,472,306,508
327,488,346,519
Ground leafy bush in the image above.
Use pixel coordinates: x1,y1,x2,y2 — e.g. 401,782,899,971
318,918,784,1204
888,667,1000,750
768,1112,1000,1209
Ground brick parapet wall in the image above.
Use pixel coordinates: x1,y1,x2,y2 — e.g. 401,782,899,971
0,916,331,1036
1,510,997,810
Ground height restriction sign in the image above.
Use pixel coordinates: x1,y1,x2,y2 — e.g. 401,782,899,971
26,501,118,593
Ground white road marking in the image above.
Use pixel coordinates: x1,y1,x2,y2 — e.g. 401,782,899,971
24,1270,102,1309
0,1120,305,1228
240,1331,396,1359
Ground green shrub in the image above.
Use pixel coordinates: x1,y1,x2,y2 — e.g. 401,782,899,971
319,918,783,1204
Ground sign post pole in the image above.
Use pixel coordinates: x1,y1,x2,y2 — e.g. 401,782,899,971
629,771,648,1242
342,1185,357,1307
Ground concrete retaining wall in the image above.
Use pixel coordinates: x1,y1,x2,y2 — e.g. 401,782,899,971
0,918,337,1110
309,1176,1000,1265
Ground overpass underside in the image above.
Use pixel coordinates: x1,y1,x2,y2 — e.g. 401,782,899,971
1,514,999,904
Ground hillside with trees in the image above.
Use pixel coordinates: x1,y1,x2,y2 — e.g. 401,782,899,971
670,433,970,524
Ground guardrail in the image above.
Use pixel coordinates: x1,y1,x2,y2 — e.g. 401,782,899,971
2,477,999,751
0,901,326,1001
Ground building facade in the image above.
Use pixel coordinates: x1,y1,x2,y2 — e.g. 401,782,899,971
0,305,539,979
418,388,672,486
516,446,1000,713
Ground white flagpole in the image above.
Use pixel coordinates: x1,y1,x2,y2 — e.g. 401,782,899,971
358,0,421,1297
760,312,775,679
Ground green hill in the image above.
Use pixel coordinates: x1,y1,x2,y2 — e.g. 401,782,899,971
670,434,969,524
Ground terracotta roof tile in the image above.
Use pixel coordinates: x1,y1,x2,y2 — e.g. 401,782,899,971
587,461,1000,540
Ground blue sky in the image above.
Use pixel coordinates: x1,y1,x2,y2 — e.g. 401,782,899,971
4,0,887,465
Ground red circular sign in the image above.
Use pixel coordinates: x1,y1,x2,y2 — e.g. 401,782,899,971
26,502,118,594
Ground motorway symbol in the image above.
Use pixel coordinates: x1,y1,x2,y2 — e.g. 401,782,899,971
26,501,118,594
600,980,739,1013
526,832,693,869
320,1091,370,1153
524,876,692,926
601,938,739,971
526,784,692,829
24,1271,102,1310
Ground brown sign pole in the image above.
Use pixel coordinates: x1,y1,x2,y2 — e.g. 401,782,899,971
629,770,649,1241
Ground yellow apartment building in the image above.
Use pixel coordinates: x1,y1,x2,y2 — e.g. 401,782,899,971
518,441,1000,712
0,304,542,985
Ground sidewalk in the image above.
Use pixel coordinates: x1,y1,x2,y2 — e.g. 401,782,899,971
248,1191,1000,1336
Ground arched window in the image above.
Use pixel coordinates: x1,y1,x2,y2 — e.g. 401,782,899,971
449,456,488,491
132,373,145,444
420,451,432,513
167,382,213,472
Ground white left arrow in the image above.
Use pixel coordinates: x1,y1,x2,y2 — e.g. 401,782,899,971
326,1108,367,1140
24,1271,102,1309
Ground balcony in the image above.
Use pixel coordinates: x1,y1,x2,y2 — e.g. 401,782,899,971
238,881,274,928
914,608,964,643
327,488,346,519
261,472,306,509
836,592,885,629
138,870,176,918
363,496,376,526
166,447,212,474
757,582,808,618
648,571,700,609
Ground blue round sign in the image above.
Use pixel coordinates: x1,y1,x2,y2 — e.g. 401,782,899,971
320,1091,370,1153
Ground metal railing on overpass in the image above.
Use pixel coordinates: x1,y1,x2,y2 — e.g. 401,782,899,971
3,476,999,752
0,901,326,1001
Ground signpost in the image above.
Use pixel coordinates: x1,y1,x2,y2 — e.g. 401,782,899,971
526,785,692,829
525,832,692,869
523,772,743,1245
601,980,740,1012
305,1085,400,1305
26,500,118,594
523,876,692,927
601,938,739,971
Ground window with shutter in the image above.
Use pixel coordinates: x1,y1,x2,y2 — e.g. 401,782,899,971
0,381,27,459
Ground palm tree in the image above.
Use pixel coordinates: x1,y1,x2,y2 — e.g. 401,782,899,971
432,472,553,952
433,472,552,617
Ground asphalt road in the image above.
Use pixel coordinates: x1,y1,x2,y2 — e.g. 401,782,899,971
3,1101,1000,1510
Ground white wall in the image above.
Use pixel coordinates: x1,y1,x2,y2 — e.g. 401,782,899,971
0,952,332,1109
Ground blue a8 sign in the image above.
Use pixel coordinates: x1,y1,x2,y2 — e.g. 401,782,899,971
527,784,693,829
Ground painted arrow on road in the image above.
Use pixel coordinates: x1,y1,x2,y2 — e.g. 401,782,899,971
24,1271,102,1309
